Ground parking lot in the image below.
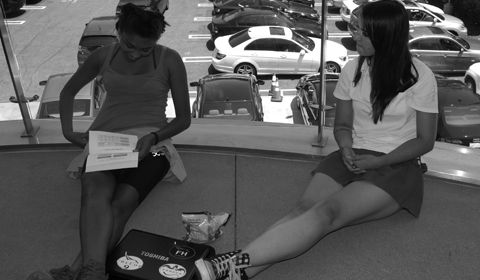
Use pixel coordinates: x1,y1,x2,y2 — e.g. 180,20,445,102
0,0,468,122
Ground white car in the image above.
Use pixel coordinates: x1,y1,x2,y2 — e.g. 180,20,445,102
341,0,444,23
212,26,349,76
465,62,480,95
345,0,467,38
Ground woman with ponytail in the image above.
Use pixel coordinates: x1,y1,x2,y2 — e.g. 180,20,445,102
28,3,191,280
194,1,438,279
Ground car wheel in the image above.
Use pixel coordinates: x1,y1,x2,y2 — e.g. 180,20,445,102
465,77,477,94
324,62,341,73
235,63,257,76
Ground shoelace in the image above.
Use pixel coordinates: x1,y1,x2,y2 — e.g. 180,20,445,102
211,254,242,280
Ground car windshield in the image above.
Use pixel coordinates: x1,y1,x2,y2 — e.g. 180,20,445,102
80,36,117,49
228,29,252,48
439,82,480,126
204,79,252,101
291,31,314,51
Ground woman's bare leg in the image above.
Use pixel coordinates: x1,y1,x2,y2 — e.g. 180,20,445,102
78,171,117,264
242,173,342,276
243,179,401,278
71,183,139,270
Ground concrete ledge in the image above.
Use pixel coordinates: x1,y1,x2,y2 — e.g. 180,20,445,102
1,118,480,186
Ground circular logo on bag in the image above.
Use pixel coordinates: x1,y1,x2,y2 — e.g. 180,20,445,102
169,242,196,259
159,264,187,279
116,252,144,270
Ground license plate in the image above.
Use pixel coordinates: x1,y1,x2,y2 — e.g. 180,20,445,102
469,142,480,148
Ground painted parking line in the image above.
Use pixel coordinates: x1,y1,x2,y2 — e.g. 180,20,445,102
198,3,212,7
5,21,25,25
22,5,46,9
183,56,211,63
194,17,212,22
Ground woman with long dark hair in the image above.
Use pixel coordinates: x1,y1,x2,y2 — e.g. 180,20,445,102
194,1,438,279
27,3,191,280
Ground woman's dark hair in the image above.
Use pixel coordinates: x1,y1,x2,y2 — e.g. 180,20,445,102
116,3,170,40
353,0,418,124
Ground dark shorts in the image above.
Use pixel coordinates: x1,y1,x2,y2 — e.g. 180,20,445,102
312,149,424,217
82,152,170,203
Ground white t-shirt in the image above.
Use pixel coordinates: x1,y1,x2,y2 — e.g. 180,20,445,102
334,57,438,153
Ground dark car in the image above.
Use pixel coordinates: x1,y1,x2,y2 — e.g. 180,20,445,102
294,72,340,127
436,77,480,148
77,16,118,67
116,0,169,15
293,73,480,149
190,73,265,121
210,7,327,41
212,0,320,22
1,0,25,16
209,0,315,8
408,26,480,74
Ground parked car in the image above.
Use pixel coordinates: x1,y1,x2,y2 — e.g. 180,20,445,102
294,72,340,126
1,0,25,16
210,0,315,7
210,7,328,41
345,0,467,38
212,26,348,76
464,62,480,95
77,16,118,67
341,0,443,23
211,0,320,22
409,26,480,74
190,73,265,121
36,73,107,119
293,73,480,149
116,0,169,15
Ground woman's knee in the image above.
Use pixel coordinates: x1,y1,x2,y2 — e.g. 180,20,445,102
80,172,115,205
311,199,342,229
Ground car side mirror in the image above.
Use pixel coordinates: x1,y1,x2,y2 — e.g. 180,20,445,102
300,50,306,56
189,82,199,87
257,80,265,85
39,80,47,86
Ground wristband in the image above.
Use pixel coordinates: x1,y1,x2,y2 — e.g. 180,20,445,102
150,132,159,145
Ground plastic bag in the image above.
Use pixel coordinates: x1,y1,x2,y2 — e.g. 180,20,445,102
182,211,230,244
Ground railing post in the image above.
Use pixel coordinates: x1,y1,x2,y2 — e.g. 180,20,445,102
0,4,39,137
312,0,328,148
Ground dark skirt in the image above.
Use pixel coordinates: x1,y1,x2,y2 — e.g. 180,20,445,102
312,149,424,217
83,152,170,204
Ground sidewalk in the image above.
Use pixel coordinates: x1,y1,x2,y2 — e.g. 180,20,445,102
0,96,296,123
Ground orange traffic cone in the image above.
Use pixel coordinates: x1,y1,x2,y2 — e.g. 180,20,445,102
271,78,283,102
268,74,278,96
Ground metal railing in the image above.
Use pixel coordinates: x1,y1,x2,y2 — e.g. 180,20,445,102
0,3,39,137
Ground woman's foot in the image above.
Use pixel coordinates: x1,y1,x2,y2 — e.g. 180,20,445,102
195,251,250,280
26,265,76,280
74,259,107,280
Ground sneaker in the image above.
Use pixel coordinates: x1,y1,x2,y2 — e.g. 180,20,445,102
26,265,76,280
74,259,107,280
195,251,250,280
